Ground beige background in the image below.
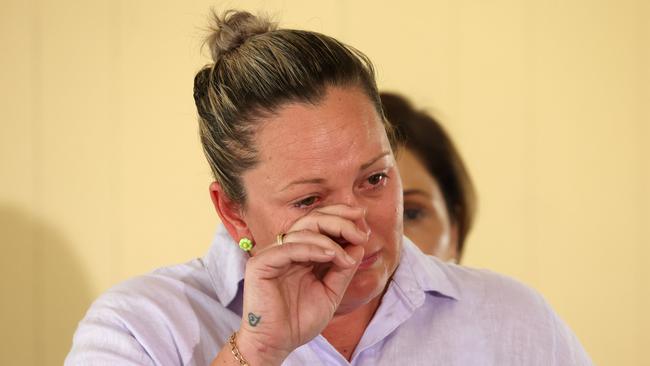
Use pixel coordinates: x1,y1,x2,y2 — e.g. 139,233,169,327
1,0,648,365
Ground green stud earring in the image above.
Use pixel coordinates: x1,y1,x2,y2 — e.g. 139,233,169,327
239,237,253,251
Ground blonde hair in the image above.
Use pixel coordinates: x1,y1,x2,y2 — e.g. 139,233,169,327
193,10,395,204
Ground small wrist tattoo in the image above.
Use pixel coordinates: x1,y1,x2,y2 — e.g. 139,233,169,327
248,312,261,327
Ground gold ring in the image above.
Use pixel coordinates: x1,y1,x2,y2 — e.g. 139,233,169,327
276,233,286,246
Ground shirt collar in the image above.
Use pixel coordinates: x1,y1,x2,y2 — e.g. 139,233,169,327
203,224,247,307
392,236,460,302
203,225,460,307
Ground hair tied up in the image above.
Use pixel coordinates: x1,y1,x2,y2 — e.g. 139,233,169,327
206,10,277,61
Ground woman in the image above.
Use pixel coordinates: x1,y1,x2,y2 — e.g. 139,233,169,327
66,10,591,365
383,92,476,262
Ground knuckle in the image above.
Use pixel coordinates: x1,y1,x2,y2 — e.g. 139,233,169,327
279,242,295,253
296,229,312,237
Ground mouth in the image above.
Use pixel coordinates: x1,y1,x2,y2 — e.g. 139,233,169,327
330,236,379,270
357,250,380,270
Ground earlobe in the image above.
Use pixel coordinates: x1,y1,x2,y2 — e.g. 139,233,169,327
209,182,250,241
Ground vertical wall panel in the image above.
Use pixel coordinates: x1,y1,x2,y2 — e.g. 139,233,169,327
455,0,535,283
34,0,115,363
639,0,650,362
116,0,215,279
529,1,643,364
341,0,461,129
0,0,38,364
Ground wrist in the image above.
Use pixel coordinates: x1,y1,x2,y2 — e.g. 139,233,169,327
235,329,290,366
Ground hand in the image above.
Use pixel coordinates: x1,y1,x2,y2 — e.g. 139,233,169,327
236,205,369,365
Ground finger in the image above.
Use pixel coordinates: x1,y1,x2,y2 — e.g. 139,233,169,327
313,204,365,221
282,230,357,268
290,213,370,246
321,245,365,304
248,243,337,279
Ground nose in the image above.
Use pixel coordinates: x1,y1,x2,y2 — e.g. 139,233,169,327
355,214,370,236
339,192,370,235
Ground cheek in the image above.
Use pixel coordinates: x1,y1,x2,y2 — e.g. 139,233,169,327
366,183,403,244
242,205,285,248
244,200,312,250
404,218,443,251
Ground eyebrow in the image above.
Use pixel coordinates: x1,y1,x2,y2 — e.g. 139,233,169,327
279,151,391,192
360,151,390,171
403,189,432,198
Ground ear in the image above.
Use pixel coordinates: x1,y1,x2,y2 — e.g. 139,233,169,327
209,182,250,242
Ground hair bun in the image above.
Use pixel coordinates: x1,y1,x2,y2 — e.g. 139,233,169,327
206,10,276,61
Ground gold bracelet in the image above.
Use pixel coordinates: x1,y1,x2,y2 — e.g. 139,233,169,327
228,331,250,366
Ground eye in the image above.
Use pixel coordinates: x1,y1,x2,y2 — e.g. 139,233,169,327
293,196,319,209
365,172,388,188
404,207,426,222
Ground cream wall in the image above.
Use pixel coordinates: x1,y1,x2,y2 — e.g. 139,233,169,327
1,0,648,365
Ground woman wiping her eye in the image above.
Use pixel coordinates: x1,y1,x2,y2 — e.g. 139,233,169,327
66,10,592,366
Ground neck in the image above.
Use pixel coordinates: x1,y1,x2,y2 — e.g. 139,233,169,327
322,295,382,361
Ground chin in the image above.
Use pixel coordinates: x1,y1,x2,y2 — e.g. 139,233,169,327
336,264,389,314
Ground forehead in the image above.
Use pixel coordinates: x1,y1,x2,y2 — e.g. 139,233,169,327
252,87,389,174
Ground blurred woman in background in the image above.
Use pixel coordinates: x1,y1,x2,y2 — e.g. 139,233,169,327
382,92,476,262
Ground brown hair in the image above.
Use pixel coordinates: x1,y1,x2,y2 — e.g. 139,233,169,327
380,92,477,255
193,10,395,204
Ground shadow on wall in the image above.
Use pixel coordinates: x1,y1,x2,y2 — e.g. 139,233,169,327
0,205,92,365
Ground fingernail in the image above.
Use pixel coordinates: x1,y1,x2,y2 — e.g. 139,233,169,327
345,253,356,264
324,250,336,256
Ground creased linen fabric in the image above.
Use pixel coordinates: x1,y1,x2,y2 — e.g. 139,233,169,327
66,225,592,365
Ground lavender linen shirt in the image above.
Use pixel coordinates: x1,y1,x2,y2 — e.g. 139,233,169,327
66,226,592,365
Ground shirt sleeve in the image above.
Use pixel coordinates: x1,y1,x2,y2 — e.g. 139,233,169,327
541,296,593,366
65,313,156,366
63,274,205,366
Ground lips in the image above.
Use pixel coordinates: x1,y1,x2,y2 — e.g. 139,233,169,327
330,236,380,270
357,250,380,269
